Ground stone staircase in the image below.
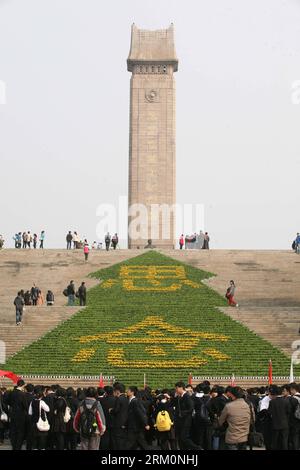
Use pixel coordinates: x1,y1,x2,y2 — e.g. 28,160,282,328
0,248,299,387
0,249,139,360
167,249,300,357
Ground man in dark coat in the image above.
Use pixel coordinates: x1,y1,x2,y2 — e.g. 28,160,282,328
268,385,291,450
168,381,202,450
67,280,76,306
110,383,129,450
193,383,213,449
4,380,28,450
126,386,150,450
30,284,39,306
288,383,300,450
24,384,34,450
44,385,58,450
99,386,116,450
78,282,87,307
14,292,25,325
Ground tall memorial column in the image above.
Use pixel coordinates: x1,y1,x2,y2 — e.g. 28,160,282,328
127,24,178,249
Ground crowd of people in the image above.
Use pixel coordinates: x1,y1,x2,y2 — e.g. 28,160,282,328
63,280,87,307
13,285,54,325
13,279,88,325
179,231,210,250
0,379,299,451
12,231,45,249
66,232,118,252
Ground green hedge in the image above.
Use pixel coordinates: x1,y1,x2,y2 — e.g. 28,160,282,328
5,251,297,387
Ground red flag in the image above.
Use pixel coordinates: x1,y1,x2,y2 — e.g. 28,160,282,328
99,373,104,388
188,373,192,386
268,359,272,385
230,373,236,387
0,370,20,384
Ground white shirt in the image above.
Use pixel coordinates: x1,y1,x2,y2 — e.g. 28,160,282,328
259,395,271,411
29,399,50,415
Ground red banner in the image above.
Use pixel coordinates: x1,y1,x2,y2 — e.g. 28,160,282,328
0,369,20,384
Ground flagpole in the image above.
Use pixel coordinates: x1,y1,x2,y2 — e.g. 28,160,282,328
268,359,273,386
144,373,146,389
290,356,294,384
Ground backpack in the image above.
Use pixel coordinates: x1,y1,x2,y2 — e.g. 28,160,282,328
197,399,211,424
294,396,300,420
292,240,296,250
155,410,173,432
46,291,54,302
225,287,231,299
79,401,98,438
63,288,68,297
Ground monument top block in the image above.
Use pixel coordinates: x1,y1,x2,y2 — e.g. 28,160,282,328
127,23,178,72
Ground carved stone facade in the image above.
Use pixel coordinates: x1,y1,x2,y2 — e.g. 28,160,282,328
127,24,178,249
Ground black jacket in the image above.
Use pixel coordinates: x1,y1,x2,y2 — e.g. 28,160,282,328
127,398,148,432
268,397,291,430
67,283,75,296
78,285,86,299
207,395,230,417
14,295,25,309
172,393,194,421
100,396,116,429
4,389,28,424
110,394,128,429
44,392,56,427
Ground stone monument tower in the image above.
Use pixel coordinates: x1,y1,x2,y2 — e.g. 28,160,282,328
127,24,178,249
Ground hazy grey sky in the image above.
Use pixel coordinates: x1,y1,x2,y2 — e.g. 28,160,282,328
0,0,299,249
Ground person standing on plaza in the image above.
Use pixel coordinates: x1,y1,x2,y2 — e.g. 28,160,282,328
33,233,38,249
226,280,239,307
73,387,106,450
4,379,28,450
126,386,151,450
78,281,87,306
218,387,251,450
66,231,73,250
14,291,25,325
111,233,119,250
36,289,44,306
73,231,79,249
28,385,50,450
67,280,76,306
179,234,184,250
27,231,32,248
267,385,291,450
110,383,129,450
22,232,27,249
203,232,210,250
83,240,89,261
167,381,202,450
31,283,39,306
105,232,111,251
46,290,54,306
39,230,45,249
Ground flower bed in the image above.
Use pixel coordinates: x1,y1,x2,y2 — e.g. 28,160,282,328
4,251,298,388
